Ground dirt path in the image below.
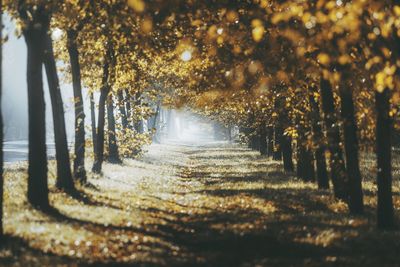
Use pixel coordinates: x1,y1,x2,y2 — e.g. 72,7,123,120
1,142,400,266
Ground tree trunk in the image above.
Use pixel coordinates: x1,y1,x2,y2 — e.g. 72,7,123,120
273,125,283,160
125,89,132,128
320,77,347,200
67,30,86,182
92,87,108,173
90,92,97,156
24,18,49,209
92,53,111,174
107,94,121,163
375,88,394,229
281,134,294,172
117,90,129,130
309,91,329,189
267,125,274,157
44,32,75,191
340,87,364,214
259,123,267,155
250,131,260,151
297,139,315,182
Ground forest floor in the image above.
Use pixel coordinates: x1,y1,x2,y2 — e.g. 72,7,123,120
0,141,400,266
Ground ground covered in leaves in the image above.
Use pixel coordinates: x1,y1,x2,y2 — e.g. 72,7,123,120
0,141,400,266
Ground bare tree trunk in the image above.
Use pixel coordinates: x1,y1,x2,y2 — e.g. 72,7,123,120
281,135,294,172
320,77,347,200
67,30,86,182
375,88,394,229
273,125,283,161
92,43,113,173
107,94,121,163
339,85,364,214
90,92,97,156
44,32,75,191
309,90,329,189
267,125,274,157
24,15,49,209
125,89,132,128
117,90,128,130
92,87,108,173
259,123,267,155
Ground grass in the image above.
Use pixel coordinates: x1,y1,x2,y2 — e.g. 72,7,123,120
0,142,399,266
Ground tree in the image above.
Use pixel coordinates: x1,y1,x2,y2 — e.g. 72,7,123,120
43,30,75,192
20,3,50,209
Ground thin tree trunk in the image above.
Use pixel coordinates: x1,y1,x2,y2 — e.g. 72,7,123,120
340,86,364,214
67,30,86,182
259,123,267,155
375,88,394,229
44,32,75,191
267,125,274,157
281,134,294,172
125,89,132,128
320,77,347,200
251,131,260,151
90,92,97,156
24,18,49,209
92,87,108,173
107,94,121,163
309,90,329,189
92,50,111,174
273,125,283,160
297,142,305,180
117,90,128,130
297,138,315,182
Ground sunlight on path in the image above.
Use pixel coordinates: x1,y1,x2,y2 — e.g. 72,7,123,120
2,142,400,266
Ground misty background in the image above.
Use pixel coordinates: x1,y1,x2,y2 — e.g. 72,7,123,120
3,16,91,143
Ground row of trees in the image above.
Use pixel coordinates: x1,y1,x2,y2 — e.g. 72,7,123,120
155,0,400,229
0,0,399,242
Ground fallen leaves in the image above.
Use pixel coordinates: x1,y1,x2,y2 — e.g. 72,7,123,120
1,143,400,266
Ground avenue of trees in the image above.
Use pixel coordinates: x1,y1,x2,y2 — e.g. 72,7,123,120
0,0,400,243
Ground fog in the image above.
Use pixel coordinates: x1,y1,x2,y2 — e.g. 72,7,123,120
1,17,231,161
2,16,81,143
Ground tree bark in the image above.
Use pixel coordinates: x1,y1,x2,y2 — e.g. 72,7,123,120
24,16,49,209
90,92,97,156
340,86,364,214
125,89,132,128
267,125,274,157
107,94,121,163
117,90,129,130
67,30,86,182
92,87,108,173
44,32,75,191
309,90,329,189
273,125,283,160
281,134,294,172
259,123,267,155
250,131,260,151
375,88,394,229
92,52,111,174
320,77,347,200
297,139,315,182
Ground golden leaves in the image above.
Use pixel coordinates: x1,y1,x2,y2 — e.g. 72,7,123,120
251,19,265,42
375,64,396,92
127,0,145,13
317,53,330,66
140,17,153,34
